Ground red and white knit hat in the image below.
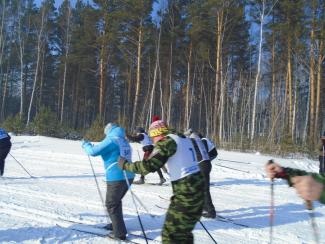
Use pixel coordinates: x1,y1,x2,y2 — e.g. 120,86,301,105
148,116,168,138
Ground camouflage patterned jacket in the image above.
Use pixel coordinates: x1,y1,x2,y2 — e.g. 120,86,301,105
281,167,325,204
123,136,177,175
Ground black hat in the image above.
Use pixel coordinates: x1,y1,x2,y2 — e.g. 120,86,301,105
136,127,145,133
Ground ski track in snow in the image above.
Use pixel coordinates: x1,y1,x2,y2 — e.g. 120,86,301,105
0,135,324,243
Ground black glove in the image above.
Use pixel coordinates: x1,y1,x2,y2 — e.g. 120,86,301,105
142,145,154,153
118,156,127,170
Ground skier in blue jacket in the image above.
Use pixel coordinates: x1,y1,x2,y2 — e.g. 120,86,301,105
0,128,11,176
82,123,134,240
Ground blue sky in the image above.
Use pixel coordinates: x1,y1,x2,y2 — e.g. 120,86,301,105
35,0,78,8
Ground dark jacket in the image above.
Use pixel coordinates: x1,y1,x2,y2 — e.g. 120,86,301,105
0,129,11,149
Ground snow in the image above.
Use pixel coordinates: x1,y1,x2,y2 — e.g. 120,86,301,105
1,135,324,244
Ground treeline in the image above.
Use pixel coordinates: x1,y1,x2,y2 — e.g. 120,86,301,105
0,0,324,154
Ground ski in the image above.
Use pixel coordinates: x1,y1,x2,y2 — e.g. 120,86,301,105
56,223,139,243
56,218,160,243
155,204,250,228
146,183,169,186
214,215,250,228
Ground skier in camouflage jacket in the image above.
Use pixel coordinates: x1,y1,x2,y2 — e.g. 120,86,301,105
266,162,325,204
118,116,204,244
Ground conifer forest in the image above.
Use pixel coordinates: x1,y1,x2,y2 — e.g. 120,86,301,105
0,0,324,153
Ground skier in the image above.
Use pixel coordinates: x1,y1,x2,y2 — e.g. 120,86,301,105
118,116,204,244
82,123,135,241
127,127,166,185
318,131,325,174
0,128,12,176
184,128,216,218
265,161,325,204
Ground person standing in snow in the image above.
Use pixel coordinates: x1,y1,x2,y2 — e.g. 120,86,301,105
118,116,204,244
184,128,216,218
127,127,166,185
0,128,12,176
82,123,134,241
265,161,325,204
318,131,325,174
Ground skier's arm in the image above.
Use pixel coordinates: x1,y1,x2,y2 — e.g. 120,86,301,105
120,137,177,175
266,163,325,204
209,147,218,160
82,138,114,156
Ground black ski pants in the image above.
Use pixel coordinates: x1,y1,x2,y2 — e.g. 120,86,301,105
199,160,215,213
0,144,11,176
105,179,133,238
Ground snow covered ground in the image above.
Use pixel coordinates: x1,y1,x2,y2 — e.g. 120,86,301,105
1,135,324,244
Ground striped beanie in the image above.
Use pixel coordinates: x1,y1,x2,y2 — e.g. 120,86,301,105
148,116,168,138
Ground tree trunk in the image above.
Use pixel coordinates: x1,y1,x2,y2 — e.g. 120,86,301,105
309,25,315,144
149,25,161,124
213,9,224,137
131,19,143,130
27,8,45,125
167,41,173,125
17,3,25,120
251,1,265,142
60,3,71,124
184,42,192,129
1,70,8,119
315,39,324,139
99,40,107,118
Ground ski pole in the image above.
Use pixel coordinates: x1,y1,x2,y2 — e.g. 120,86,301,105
270,178,274,244
87,156,110,224
9,153,35,178
123,170,148,244
218,158,251,165
305,201,320,244
267,160,275,244
214,164,250,173
199,220,218,244
132,193,156,218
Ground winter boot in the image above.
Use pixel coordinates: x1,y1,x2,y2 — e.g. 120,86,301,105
158,178,166,185
133,177,145,184
103,223,113,231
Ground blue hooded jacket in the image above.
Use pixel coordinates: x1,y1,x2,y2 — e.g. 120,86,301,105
82,125,134,182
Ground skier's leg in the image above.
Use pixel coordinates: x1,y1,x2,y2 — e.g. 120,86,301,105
0,146,10,176
134,175,145,184
105,179,132,239
162,173,204,243
157,169,166,185
199,161,216,218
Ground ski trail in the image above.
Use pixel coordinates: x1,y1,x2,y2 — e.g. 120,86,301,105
0,201,159,244
0,185,163,218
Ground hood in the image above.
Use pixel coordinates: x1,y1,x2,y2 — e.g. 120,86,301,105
106,125,126,138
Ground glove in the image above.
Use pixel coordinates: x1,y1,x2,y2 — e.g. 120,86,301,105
118,156,127,170
143,145,154,153
81,140,90,148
